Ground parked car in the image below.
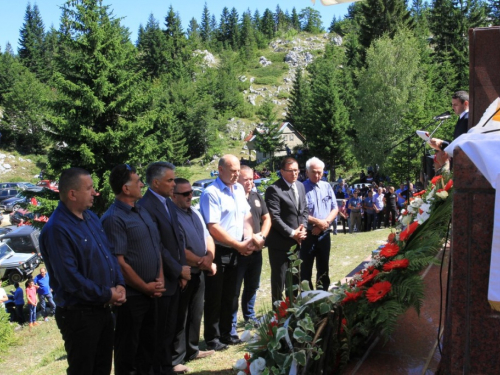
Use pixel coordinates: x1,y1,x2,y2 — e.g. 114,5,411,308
9,209,36,226
0,227,12,239
192,178,215,189
0,188,19,202
0,182,42,192
36,180,58,191
0,193,27,212
1,225,41,257
0,242,42,283
18,182,44,192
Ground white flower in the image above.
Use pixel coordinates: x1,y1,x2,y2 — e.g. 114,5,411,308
234,359,247,370
420,203,431,214
407,206,415,214
250,357,266,375
240,330,253,342
436,190,449,199
417,211,430,224
401,215,412,226
427,188,435,200
410,198,424,208
400,209,407,215
237,372,246,375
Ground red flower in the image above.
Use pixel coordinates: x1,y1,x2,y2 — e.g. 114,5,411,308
278,301,288,318
380,243,400,258
244,353,251,374
387,233,396,243
341,289,364,304
444,179,453,191
431,175,443,185
383,259,410,271
366,281,392,303
357,269,380,287
413,190,426,197
399,221,419,242
267,316,279,336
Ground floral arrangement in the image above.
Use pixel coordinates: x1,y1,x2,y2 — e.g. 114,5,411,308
234,173,454,375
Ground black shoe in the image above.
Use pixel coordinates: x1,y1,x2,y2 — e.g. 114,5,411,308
206,340,228,351
220,335,242,345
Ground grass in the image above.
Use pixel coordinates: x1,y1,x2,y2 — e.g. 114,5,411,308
1,228,391,374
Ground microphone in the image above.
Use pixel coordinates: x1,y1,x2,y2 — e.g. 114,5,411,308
433,111,451,120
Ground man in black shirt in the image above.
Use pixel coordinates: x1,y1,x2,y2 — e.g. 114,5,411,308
384,186,398,228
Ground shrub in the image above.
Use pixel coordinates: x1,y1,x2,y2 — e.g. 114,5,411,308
0,309,15,358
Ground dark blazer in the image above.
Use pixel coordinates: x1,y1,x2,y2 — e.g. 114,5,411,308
453,112,469,140
138,189,186,296
265,178,309,250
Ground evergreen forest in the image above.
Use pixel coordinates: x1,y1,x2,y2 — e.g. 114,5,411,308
0,0,496,211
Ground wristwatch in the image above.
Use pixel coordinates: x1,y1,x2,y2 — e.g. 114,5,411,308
260,234,266,241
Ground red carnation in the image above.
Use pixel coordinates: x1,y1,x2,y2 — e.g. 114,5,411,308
431,175,443,185
366,281,392,303
278,300,289,318
383,259,410,271
357,269,380,287
380,243,400,258
413,190,426,197
267,318,279,336
388,233,396,243
444,179,453,191
341,289,364,304
399,221,419,242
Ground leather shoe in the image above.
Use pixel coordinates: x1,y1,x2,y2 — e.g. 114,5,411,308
195,350,215,359
206,340,228,351
173,364,190,374
220,335,242,345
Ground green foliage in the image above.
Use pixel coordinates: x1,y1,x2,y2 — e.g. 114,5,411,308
18,3,46,79
253,100,284,160
0,308,16,357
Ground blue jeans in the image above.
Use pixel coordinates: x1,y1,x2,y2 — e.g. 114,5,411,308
40,292,56,317
232,251,263,333
29,304,36,323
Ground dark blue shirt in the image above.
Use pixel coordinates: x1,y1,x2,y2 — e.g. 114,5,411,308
101,199,162,296
39,201,124,307
14,286,24,305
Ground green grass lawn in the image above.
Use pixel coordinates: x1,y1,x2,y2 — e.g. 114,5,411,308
1,228,391,374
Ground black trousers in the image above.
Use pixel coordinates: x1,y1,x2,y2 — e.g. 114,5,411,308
157,288,180,373
268,246,293,304
385,207,398,227
300,230,331,291
55,305,114,375
114,294,163,375
204,245,238,343
172,272,204,365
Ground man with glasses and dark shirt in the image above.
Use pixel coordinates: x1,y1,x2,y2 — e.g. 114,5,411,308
301,157,338,290
265,157,308,303
40,167,126,375
102,164,167,375
171,178,216,369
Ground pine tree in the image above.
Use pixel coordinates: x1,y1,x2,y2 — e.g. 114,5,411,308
358,0,414,50
164,6,191,80
137,14,169,78
305,45,351,179
187,18,201,48
239,10,256,61
260,9,275,40
0,45,24,106
217,7,231,49
47,0,161,212
291,8,301,30
228,8,240,50
200,3,212,45
285,68,311,134
18,4,46,78
253,100,285,163
491,0,500,23
299,7,323,33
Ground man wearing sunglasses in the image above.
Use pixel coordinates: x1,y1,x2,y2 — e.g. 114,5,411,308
200,154,256,350
171,178,216,368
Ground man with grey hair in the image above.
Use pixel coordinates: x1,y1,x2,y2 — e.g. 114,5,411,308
138,161,191,375
200,154,256,350
301,157,338,290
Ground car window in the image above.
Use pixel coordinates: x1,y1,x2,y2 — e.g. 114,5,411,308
0,244,12,258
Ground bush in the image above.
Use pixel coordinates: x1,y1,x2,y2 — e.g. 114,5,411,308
0,309,15,358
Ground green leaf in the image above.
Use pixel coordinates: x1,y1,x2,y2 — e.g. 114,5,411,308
295,350,307,366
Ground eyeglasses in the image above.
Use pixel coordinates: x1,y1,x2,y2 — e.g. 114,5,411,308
174,190,193,197
283,169,299,174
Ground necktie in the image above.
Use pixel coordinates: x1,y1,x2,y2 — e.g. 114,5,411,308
291,183,299,209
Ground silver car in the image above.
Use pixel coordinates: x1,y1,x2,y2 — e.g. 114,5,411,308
0,242,41,283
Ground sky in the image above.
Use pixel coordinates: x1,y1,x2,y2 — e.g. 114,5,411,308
0,0,352,52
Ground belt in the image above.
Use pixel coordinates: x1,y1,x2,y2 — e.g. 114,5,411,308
60,304,110,311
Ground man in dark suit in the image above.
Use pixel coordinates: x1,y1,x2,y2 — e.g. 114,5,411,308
430,91,469,157
138,161,191,375
265,157,308,303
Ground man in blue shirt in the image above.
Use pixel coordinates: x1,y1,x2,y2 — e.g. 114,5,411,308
40,167,126,375
301,157,338,290
13,282,25,324
200,154,256,349
33,268,55,321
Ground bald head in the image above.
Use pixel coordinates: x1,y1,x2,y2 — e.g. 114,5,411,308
218,154,240,186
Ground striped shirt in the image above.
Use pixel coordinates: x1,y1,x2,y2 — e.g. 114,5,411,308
101,199,162,296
